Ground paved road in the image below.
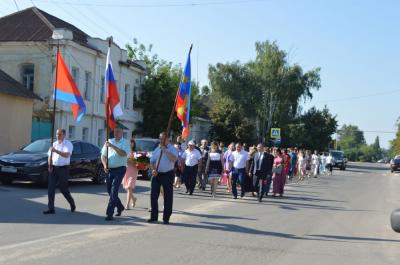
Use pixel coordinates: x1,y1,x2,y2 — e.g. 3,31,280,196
0,162,399,265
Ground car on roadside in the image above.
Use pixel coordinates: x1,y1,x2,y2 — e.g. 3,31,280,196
390,156,400,173
377,158,390,163
329,150,347,170
134,138,159,180
0,139,106,185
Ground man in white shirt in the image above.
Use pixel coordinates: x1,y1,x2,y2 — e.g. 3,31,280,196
182,140,202,195
43,128,75,214
231,143,249,199
326,153,335,175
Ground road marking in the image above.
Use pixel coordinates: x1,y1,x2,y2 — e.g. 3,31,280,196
0,200,230,263
0,227,96,251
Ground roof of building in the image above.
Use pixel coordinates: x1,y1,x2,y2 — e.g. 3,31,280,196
0,7,89,45
119,60,146,71
0,69,41,100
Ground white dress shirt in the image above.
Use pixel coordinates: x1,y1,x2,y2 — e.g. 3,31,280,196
182,149,202,167
232,150,249,169
48,140,73,166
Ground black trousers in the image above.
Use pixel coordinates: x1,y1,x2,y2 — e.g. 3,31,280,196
151,170,174,221
184,165,198,194
48,166,75,211
106,167,126,217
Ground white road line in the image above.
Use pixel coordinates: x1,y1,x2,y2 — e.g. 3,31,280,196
0,228,96,251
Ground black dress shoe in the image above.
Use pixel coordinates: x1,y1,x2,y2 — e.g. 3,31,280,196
163,220,170,225
116,206,125,216
105,216,113,221
70,204,76,213
147,219,157,223
43,209,55,214
232,196,237,199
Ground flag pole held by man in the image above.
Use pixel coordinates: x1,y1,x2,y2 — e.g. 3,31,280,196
101,37,130,221
43,47,85,214
148,45,192,224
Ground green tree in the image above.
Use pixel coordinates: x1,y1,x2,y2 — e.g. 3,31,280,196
372,136,382,159
208,62,260,142
389,121,400,157
249,41,321,142
337,124,366,150
209,97,256,143
286,106,337,150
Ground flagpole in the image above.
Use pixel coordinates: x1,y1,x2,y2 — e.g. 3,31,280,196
49,42,60,169
156,44,193,171
105,37,112,171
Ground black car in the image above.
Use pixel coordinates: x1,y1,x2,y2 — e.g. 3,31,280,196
329,150,347,170
390,157,400,173
0,139,106,185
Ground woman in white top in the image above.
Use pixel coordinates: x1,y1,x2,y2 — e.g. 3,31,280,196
205,141,224,198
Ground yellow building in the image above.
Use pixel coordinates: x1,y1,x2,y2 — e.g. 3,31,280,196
0,69,41,154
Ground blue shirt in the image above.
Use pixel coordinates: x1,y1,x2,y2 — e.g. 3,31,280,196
101,138,131,168
150,144,178,173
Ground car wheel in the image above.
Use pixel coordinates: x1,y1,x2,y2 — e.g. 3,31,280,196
139,170,151,180
93,167,106,184
1,179,13,185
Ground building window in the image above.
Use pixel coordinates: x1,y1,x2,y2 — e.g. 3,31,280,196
71,67,79,87
100,75,105,103
82,127,89,142
124,84,130,109
68,125,76,139
135,78,139,84
84,71,91,100
97,129,105,147
21,64,34,91
133,86,138,108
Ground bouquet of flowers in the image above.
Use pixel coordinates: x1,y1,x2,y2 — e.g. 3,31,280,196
135,154,150,166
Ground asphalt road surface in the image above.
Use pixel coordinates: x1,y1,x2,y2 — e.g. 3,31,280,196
0,162,399,265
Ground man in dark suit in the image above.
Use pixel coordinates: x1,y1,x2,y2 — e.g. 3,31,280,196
250,143,274,202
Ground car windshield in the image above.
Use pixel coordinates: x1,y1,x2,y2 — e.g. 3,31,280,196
330,151,343,159
23,139,51,153
394,159,400,164
135,140,158,152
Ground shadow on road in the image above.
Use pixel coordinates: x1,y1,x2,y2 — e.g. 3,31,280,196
173,210,258,221
306,234,400,243
0,181,150,226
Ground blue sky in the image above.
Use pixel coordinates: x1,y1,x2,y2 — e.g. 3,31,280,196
1,0,399,148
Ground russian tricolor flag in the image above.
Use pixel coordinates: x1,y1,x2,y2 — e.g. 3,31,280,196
54,51,86,122
105,47,123,129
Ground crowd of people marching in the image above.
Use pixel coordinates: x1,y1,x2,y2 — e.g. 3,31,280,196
43,127,336,223
167,138,336,203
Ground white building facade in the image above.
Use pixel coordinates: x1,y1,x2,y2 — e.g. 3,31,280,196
0,8,145,148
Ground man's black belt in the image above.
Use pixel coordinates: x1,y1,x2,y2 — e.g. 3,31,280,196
158,170,174,175
53,165,69,168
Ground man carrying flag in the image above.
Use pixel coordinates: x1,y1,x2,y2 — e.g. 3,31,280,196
147,45,192,224
101,39,129,221
43,49,85,214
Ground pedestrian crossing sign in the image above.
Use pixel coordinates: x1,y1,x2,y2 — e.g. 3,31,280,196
270,128,281,139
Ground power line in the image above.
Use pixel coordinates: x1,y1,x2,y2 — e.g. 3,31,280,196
32,0,270,8
12,0,20,11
